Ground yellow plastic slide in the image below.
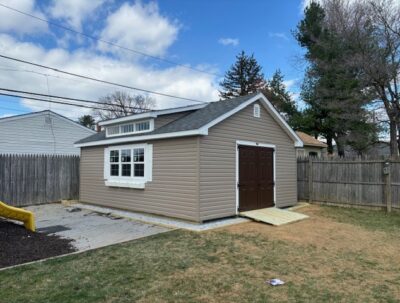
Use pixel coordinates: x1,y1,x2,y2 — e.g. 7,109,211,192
0,201,35,232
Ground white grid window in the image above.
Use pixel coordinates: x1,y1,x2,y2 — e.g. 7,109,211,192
106,120,153,137
108,147,145,178
104,144,153,188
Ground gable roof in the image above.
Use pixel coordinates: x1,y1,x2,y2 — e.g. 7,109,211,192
75,93,303,147
296,131,327,148
0,110,96,134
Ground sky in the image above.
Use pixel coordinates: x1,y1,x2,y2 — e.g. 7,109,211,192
0,0,310,120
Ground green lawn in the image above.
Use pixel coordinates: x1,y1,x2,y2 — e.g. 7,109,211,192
1,205,400,303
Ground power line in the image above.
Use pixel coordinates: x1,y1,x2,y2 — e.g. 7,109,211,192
0,3,221,78
0,54,207,104
0,92,149,113
0,88,143,110
0,65,143,95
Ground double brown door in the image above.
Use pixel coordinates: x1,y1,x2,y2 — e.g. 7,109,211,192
238,145,274,212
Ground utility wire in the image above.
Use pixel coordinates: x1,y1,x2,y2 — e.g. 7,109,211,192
0,92,149,113
0,2,221,78
0,54,207,104
0,66,148,100
0,88,143,110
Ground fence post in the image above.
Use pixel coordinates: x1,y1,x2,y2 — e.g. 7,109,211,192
308,157,313,203
383,159,392,212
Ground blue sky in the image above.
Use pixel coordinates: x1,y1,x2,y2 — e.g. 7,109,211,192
0,0,308,119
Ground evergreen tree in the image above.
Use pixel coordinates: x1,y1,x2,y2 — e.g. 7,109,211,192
262,69,300,128
295,2,378,156
78,115,95,130
219,51,266,99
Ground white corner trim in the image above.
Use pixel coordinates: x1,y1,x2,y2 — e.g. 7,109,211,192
235,140,277,214
99,103,207,126
105,180,145,189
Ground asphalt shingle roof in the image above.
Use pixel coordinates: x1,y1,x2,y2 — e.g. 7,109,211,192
76,93,259,145
296,131,327,148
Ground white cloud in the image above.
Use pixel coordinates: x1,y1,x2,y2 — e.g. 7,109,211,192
48,0,107,30
0,34,219,119
0,0,47,34
98,2,179,57
283,79,298,90
268,32,289,41
218,38,239,46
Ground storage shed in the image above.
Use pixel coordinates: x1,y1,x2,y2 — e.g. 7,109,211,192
76,93,303,222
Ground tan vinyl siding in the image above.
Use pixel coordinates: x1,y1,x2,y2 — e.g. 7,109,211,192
80,136,200,221
154,112,192,129
199,102,297,221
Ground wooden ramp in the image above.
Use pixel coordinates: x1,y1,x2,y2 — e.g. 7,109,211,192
240,207,308,226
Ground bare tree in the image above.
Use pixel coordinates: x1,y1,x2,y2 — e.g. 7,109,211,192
318,0,400,156
93,91,156,120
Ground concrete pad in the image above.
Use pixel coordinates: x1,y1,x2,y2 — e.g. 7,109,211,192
240,207,309,226
26,204,171,251
74,203,250,231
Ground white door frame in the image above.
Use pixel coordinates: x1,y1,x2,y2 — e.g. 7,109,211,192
235,140,276,213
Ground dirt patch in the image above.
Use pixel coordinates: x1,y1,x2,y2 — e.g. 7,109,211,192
223,205,400,258
0,220,75,268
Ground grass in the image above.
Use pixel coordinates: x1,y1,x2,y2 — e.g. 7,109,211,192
1,205,400,303
318,205,400,233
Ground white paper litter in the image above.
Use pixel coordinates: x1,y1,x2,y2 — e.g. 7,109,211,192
267,278,285,286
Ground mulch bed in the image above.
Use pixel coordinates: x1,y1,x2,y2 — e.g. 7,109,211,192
0,219,76,269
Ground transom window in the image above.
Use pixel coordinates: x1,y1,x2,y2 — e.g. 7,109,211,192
109,147,145,178
106,120,153,137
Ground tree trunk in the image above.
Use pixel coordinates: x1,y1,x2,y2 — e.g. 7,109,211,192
389,119,398,157
326,136,334,154
335,136,346,157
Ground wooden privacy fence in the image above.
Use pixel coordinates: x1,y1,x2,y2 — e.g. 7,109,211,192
298,157,400,210
0,154,80,207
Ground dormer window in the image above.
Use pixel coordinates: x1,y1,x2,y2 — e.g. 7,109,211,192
106,119,154,137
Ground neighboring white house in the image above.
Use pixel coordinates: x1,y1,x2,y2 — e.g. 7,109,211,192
0,110,95,155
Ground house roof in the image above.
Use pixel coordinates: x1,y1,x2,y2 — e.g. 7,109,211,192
98,103,207,126
0,110,95,133
296,131,327,148
75,93,303,148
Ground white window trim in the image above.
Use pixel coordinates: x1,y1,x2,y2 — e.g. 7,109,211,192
235,140,276,214
104,143,153,189
106,119,154,137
